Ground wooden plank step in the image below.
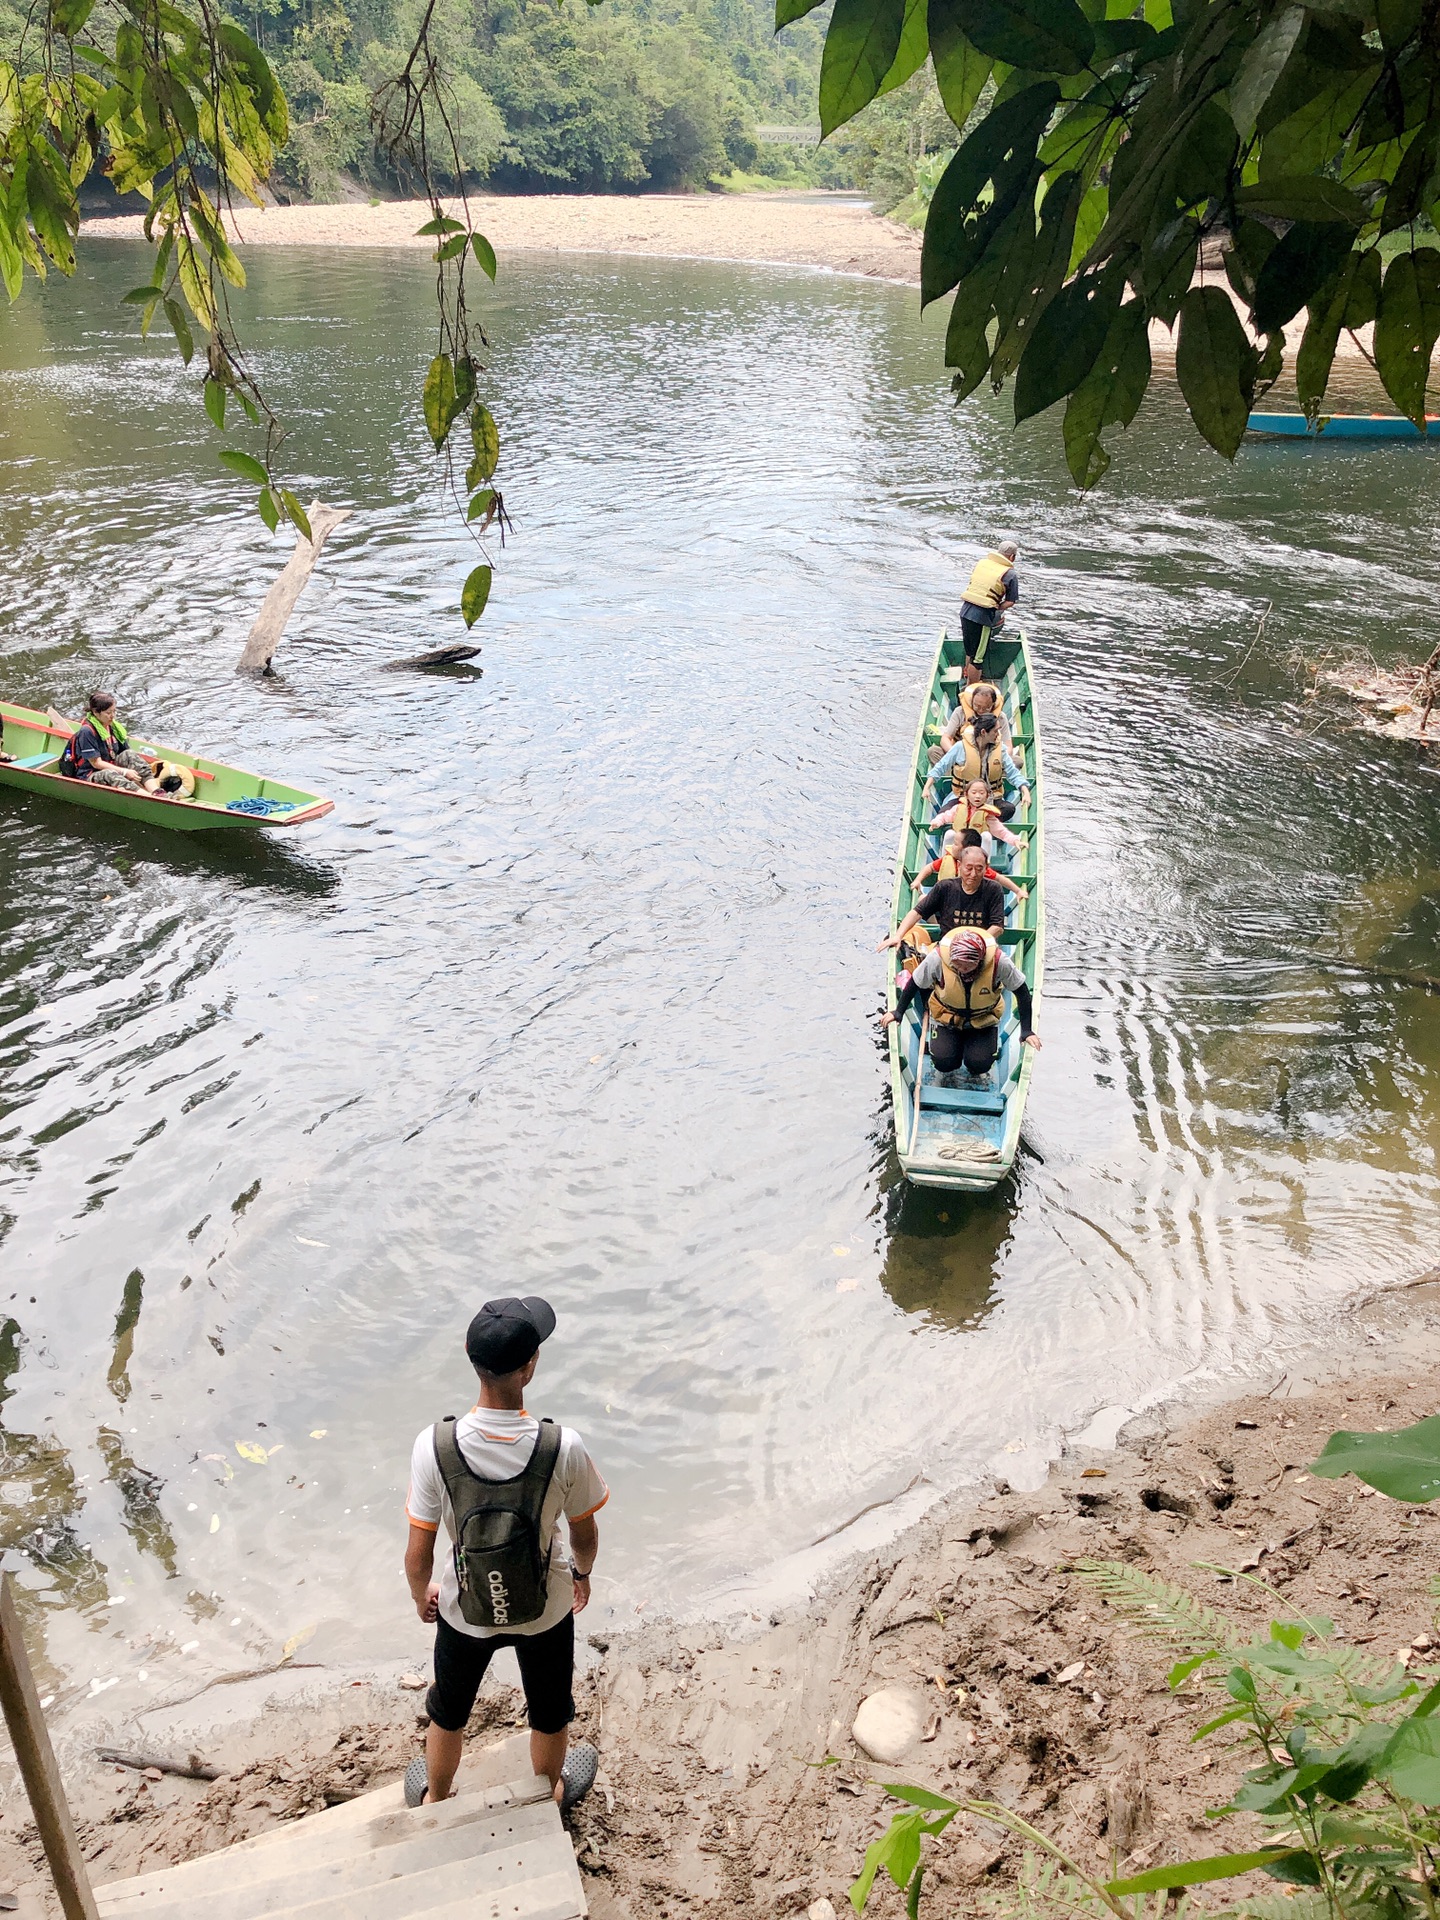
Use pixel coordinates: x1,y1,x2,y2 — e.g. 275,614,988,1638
97,1802,561,1920
412,1873,586,1920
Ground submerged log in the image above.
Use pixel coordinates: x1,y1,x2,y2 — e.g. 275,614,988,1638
236,502,352,676
379,643,481,671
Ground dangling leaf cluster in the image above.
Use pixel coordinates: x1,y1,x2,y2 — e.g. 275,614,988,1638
784,0,1440,482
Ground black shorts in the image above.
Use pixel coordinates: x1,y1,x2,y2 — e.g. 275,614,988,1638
426,1610,575,1737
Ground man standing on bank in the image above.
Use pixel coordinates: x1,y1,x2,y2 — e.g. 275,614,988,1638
403,1296,607,1812
960,537,1020,671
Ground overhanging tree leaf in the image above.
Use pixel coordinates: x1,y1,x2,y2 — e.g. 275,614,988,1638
469,404,500,482
460,563,493,628
777,0,825,25
877,0,930,95
952,0,1093,74
1377,0,1422,53
1014,261,1120,422
470,232,497,281
819,0,907,136
1252,221,1356,333
1175,285,1256,458
928,0,993,127
203,375,227,431
1309,1412,1440,1500
219,447,267,485
1228,5,1306,139
1062,297,1150,485
423,353,457,449
1235,177,1368,223
1375,249,1440,427
1381,126,1440,234
921,82,1060,303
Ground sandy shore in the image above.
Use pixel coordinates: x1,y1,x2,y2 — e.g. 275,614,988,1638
6,1265,1437,1917
82,191,925,286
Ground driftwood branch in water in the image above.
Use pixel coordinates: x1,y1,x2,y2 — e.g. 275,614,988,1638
236,502,352,676
96,1749,220,1781
380,643,481,671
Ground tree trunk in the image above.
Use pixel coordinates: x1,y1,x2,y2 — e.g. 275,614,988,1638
236,503,352,675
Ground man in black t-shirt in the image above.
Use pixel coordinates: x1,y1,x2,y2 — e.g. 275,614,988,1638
878,845,1005,951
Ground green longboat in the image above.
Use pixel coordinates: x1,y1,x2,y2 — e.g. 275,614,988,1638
0,700,334,834
885,627,1045,1192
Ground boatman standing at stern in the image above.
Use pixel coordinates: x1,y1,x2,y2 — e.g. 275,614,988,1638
403,1296,607,1813
960,537,1021,674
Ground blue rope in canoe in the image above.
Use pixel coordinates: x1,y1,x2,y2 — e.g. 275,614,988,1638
225,796,298,816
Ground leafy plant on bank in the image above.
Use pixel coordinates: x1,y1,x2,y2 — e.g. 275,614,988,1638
779,0,1440,484
850,1410,1440,1918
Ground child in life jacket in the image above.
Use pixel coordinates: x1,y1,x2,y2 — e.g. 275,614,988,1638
930,778,1021,850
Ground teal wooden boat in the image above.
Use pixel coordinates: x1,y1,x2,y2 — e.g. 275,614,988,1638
885,628,1044,1192
1247,411,1440,439
0,701,334,834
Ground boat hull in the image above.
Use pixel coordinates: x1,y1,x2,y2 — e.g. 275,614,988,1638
0,701,333,835
885,628,1044,1192
1247,411,1440,439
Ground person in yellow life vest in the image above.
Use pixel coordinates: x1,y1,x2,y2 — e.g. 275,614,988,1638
937,681,1021,764
960,536,1019,668
929,778,1022,852
925,712,1030,825
881,927,1039,1078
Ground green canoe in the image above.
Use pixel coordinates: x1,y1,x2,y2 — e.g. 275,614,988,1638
0,701,334,834
885,627,1045,1192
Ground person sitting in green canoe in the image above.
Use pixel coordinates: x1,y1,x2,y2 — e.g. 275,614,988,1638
59,692,155,790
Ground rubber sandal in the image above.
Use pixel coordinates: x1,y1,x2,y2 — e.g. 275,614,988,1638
404,1756,428,1808
560,1740,599,1813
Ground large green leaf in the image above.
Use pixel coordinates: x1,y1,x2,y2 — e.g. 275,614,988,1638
1377,0,1421,53
1374,248,1440,427
460,563,493,629
1378,1715,1440,1803
921,83,1060,304
1014,265,1120,421
776,0,825,24
218,447,267,485
952,0,1093,72
993,170,1082,381
422,354,456,450
928,0,992,129
819,0,907,136
1235,176,1367,223
1252,221,1355,333
469,404,500,482
1107,1851,1302,1895
1062,297,1150,485
1309,1411,1440,1500
1296,249,1365,415
877,0,930,96
1228,5,1305,139
1175,285,1256,458
1381,126,1440,234
945,245,1007,399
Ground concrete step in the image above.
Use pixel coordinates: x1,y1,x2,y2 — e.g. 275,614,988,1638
96,1796,558,1918
226,1835,583,1920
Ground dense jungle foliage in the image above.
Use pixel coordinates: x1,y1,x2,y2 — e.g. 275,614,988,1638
218,0,924,200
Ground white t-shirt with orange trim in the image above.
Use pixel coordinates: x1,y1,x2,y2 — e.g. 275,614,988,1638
406,1407,608,1640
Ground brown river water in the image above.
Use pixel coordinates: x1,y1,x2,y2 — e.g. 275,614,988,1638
0,242,1436,1708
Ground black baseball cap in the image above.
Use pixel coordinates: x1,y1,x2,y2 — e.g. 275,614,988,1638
465,1296,557,1374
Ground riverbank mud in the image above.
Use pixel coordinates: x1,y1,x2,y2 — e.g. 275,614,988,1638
4,1272,1437,1917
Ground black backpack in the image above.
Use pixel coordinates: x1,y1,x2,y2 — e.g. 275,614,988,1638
432,1416,562,1629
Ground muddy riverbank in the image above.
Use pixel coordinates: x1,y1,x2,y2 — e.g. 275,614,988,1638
5,1268,1437,1917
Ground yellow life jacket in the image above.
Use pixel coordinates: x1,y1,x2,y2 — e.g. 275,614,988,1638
928,932,1005,1031
951,725,1005,796
959,682,1003,723
945,797,998,838
963,552,1013,611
